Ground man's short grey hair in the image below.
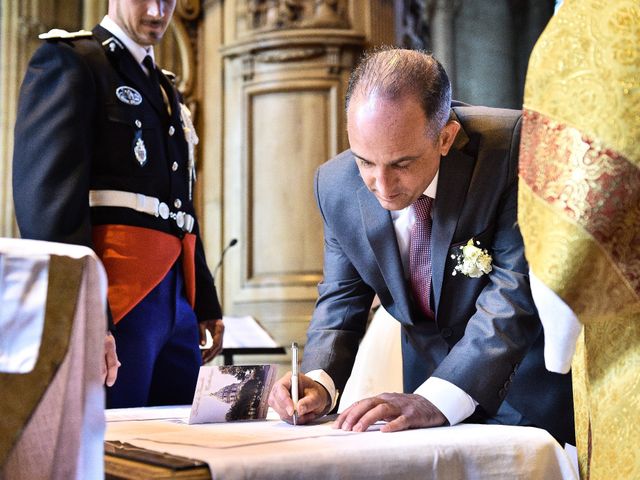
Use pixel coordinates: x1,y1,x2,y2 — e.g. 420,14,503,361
345,47,452,139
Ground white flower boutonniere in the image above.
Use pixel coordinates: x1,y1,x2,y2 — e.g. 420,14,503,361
451,239,493,278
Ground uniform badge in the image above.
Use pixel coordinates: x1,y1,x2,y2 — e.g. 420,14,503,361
133,132,147,166
102,36,124,52
116,86,142,106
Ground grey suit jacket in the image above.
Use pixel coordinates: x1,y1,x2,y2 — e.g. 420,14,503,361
302,105,574,445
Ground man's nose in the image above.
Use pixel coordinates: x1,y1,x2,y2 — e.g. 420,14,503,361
146,1,165,17
374,169,395,194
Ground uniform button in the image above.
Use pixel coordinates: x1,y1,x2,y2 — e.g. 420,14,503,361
174,199,182,209
171,161,178,171
135,119,142,128
441,327,452,338
498,388,506,398
169,125,175,136
158,202,170,219
176,211,185,229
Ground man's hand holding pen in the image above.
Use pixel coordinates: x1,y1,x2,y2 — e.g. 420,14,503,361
268,365,331,425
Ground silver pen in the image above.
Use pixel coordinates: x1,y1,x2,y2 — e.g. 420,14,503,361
291,342,299,425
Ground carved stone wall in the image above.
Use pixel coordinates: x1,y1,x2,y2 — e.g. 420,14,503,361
241,0,350,31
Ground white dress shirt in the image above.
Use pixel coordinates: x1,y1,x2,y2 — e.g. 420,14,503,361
308,171,478,425
529,269,582,374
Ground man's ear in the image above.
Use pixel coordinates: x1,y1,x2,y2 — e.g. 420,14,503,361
439,120,461,156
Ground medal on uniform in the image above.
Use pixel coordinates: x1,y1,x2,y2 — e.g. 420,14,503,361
133,131,147,166
116,86,142,105
179,103,199,200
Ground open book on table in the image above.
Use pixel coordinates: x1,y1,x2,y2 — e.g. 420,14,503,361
188,365,277,424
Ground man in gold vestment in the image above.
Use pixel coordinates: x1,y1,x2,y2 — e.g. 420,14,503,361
518,0,640,478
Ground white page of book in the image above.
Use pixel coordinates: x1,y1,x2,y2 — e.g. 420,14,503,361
222,315,279,348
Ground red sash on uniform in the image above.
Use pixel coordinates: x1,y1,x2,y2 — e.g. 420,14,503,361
92,225,197,324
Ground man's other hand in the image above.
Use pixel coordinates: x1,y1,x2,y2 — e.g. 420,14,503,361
102,332,120,387
268,372,330,424
335,393,447,432
200,318,224,364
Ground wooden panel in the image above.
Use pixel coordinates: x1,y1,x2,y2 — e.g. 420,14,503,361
247,86,333,285
224,72,347,306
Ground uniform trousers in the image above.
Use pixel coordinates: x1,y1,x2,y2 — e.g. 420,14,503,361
106,261,202,408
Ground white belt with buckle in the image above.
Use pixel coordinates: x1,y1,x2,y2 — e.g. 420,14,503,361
89,189,194,233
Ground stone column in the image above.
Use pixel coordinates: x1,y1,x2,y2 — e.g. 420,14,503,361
428,0,458,92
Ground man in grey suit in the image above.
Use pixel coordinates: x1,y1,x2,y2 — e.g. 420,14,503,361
269,48,573,445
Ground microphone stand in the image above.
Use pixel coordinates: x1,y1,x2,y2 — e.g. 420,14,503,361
212,238,238,280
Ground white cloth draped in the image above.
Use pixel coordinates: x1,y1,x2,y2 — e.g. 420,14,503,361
0,238,107,480
0,253,49,373
529,269,582,374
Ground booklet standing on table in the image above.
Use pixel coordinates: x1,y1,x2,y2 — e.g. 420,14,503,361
188,365,277,424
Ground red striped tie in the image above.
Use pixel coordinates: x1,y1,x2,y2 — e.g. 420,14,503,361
409,195,434,319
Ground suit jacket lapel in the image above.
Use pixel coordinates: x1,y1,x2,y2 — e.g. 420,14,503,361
357,184,414,325
92,25,165,115
431,115,475,315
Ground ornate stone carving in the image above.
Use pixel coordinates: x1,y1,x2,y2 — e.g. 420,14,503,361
157,4,201,100
254,47,325,63
176,0,202,21
242,56,255,81
169,17,197,96
245,0,349,32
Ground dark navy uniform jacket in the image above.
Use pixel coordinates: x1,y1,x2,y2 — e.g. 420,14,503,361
13,25,222,322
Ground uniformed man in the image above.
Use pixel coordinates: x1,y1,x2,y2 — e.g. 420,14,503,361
12,0,224,407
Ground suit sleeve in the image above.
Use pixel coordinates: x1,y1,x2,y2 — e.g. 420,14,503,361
431,116,542,415
300,167,376,395
193,224,223,321
13,41,96,247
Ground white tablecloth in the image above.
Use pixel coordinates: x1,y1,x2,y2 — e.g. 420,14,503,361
106,407,578,479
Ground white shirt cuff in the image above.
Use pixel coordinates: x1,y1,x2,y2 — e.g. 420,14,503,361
305,369,339,412
414,377,478,426
529,269,582,374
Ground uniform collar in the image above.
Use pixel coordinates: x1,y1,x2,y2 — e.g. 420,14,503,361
100,16,155,67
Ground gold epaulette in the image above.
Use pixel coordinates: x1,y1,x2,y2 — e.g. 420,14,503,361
38,29,93,40
161,69,178,85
